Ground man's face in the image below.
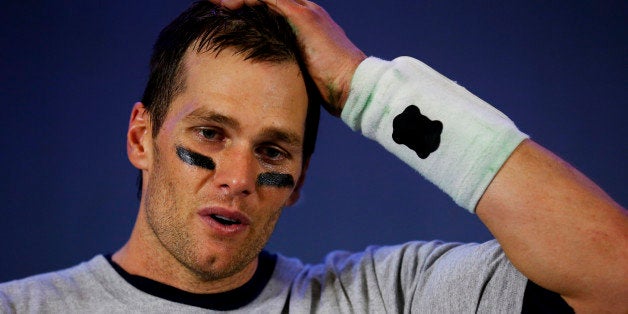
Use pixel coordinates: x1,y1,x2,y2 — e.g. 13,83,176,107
140,48,308,281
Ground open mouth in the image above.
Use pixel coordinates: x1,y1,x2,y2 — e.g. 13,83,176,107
198,208,250,233
210,214,241,226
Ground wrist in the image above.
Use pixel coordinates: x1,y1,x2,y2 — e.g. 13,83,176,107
323,50,366,117
342,56,528,212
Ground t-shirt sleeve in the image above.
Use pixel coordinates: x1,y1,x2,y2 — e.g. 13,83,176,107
292,240,528,313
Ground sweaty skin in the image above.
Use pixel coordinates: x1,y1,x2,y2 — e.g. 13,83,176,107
118,46,309,294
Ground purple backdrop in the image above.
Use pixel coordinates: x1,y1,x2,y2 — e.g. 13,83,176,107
1,1,626,282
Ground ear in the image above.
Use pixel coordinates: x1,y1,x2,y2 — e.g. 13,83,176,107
127,102,153,171
284,158,310,207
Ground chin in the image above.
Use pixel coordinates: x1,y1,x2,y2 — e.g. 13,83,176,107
189,243,258,280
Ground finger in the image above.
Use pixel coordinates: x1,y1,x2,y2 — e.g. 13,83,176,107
219,0,245,10
258,0,307,15
243,0,264,6
212,0,267,10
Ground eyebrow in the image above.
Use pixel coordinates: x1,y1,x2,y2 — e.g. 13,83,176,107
258,128,302,148
185,108,240,130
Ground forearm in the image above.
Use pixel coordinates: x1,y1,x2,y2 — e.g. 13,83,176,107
477,139,628,313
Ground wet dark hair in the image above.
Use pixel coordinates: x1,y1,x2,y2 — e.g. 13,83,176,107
137,1,321,197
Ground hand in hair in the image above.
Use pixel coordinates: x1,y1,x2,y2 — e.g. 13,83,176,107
209,0,366,116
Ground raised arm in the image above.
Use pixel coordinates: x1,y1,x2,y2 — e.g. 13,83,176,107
213,1,627,312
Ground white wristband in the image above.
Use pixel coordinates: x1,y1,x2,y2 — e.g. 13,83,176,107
341,57,529,212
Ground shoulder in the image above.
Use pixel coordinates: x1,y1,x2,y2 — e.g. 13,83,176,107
0,255,111,311
273,240,527,313
299,240,509,276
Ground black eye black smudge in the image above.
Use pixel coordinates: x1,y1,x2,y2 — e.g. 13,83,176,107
176,146,216,170
392,105,443,159
257,172,295,188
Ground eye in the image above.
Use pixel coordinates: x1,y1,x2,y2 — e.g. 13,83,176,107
256,145,288,162
198,128,224,141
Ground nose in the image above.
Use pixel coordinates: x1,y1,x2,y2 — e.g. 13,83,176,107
213,144,257,197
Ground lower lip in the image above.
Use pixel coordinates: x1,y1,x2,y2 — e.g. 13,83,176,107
198,215,248,236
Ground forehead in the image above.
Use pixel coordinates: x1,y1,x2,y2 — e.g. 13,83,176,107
164,48,309,136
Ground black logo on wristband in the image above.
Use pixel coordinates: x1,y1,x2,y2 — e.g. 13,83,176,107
392,105,443,159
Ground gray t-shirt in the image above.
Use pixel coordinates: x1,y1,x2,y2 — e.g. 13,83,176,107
0,240,527,313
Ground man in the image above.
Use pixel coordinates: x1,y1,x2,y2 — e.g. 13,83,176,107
1,1,626,313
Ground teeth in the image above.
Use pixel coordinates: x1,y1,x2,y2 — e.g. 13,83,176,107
211,214,239,225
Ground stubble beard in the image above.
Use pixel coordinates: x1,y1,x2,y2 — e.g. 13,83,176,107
143,147,283,283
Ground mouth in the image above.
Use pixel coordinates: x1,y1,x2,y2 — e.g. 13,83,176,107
210,214,241,226
198,207,251,235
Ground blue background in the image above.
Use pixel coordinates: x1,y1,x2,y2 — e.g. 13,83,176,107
1,1,626,282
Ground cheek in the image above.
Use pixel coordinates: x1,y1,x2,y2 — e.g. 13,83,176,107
146,155,196,211
256,205,284,239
